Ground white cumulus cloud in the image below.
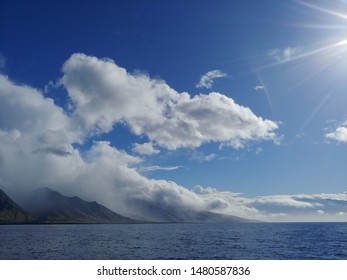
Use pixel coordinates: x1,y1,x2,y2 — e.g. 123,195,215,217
3,54,344,222
0,83,223,219
325,120,347,143
0,57,276,221
4,54,318,222
133,142,160,155
61,54,278,150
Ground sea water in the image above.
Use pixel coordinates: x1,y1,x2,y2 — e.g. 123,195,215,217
0,222,346,259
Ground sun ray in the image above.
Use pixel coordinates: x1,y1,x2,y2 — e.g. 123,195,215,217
295,0,347,21
295,91,333,142
258,39,347,70
291,23,347,30
251,68,275,119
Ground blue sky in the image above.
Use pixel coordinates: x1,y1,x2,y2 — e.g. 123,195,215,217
0,0,346,222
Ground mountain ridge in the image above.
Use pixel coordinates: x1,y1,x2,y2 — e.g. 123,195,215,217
21,187,139,224
0,188,259,224
0,189,35,223
0,188,140,224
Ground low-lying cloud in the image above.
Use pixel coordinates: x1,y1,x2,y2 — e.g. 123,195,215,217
192,186,347,222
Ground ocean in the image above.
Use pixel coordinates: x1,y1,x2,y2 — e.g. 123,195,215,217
0,222,346,259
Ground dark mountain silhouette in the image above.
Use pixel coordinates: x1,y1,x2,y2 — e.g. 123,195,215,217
0,189,35,223
21,187,137,224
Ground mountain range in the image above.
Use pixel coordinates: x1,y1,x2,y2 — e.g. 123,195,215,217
0,188,137,224
0,187,257,224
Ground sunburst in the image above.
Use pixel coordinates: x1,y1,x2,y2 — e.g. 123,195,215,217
260,0,347,69
255,0,347,144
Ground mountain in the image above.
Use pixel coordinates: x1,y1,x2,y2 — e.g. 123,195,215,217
21,187,137,224
1,187,257,224
0,189,35,223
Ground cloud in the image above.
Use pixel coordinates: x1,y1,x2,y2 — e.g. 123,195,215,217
0,75,70,137
325,120,347,143
337,211,347,216
255,147,263,155
6,54,344,222
191,186,347,222
132,142,160,155
246,195,323,209
196,70,227,89
192,186,262,218
140,165,180,172
0,91,221,218
0,71,242,221
254,85,265,91
267,47,300,63
61,54,279,150
294,192,347,201
190,150,217,162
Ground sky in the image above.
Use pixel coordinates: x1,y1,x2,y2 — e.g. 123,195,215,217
0,0,346,222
